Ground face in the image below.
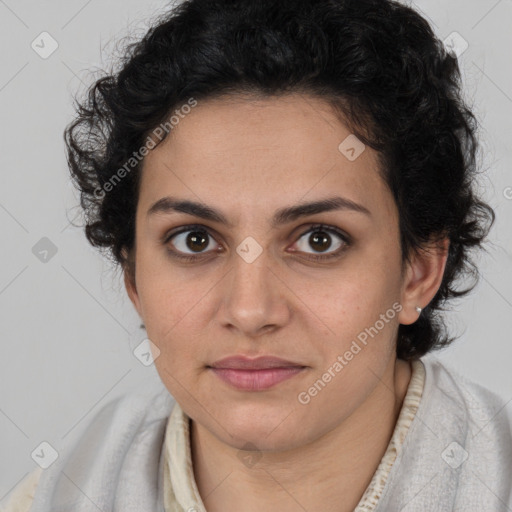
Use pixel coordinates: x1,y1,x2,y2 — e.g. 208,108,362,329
126,93,418,452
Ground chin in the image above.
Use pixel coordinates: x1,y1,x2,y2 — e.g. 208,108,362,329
223,427,305,454
210,405,306,450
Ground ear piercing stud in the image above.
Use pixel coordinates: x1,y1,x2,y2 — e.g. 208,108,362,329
415,306,422,314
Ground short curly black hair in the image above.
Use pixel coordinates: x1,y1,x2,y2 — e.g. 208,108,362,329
64,0,495,360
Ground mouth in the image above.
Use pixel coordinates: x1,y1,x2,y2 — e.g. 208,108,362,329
208,355,307,391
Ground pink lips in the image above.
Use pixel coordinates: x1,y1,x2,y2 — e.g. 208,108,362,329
209,356,306,391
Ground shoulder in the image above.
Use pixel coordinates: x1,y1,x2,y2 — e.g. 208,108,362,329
375,355,512,510
420,354,510,415
79,379,175,435
2,380,174,512
418,354,512,455
48,379,175,467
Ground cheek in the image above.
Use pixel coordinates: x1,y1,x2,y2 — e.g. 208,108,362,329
135,271,213,365
289,265,402,380
135,251,205,331
292,263,397,327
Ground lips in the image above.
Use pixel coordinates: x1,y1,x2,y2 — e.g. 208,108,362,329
210,355,304,370
208,356,307,391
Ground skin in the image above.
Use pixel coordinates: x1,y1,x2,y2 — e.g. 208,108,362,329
124,93,449,512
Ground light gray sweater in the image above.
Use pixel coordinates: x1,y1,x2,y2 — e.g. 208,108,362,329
5,356,512,511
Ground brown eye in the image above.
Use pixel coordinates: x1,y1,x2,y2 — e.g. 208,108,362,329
308,231,333,252
185,231,209,252
166,227,218,258
292,224,350,260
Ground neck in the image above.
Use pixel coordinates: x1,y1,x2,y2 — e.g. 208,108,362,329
190,357,412,512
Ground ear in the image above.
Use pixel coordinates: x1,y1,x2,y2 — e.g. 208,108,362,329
398,236,450,325
122,250,143,319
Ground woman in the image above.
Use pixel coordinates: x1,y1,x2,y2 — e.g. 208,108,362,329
3,0,511,510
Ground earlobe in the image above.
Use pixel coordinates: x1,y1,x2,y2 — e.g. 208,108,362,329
123,269,140,316
398,237,450,325
123,264,143,318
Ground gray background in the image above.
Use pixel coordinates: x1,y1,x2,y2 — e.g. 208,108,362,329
1,0,511,501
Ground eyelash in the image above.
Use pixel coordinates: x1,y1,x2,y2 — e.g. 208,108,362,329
163,223,351,263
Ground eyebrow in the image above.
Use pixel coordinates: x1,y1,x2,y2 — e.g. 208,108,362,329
147,195,371,228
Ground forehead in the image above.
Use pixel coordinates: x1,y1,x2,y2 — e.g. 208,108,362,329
139,94,395,222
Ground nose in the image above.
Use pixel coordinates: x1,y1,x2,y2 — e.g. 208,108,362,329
219,250,291,338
